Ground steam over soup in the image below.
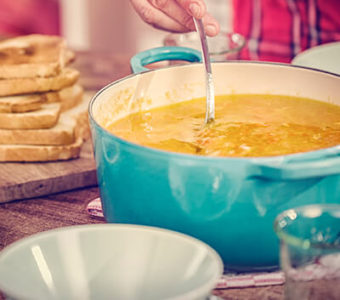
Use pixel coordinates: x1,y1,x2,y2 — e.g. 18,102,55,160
107,94,340,157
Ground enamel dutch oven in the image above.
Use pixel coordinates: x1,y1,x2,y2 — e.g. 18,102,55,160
89,47,340,271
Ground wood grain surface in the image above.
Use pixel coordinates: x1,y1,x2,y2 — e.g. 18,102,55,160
0,187,284,300
0,139,98,203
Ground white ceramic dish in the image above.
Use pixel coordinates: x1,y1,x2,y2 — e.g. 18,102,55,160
0,224,223,300
292,41,340,75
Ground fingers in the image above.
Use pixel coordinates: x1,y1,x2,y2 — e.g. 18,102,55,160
129,0,220,36
130,0,189,33
162,0,220,36
150,0,197,31
175,0,206,19
202,12,220,36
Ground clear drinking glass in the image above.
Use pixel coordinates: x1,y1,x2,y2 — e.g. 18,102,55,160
163,31,245,61
274,204,340,300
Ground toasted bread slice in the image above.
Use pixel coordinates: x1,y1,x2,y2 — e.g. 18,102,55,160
64,49,76,65
45,84,84,112
0,93,47,113
0,34,74,79
0,93,89,145
0,137,84,162
0,83,83,113
0,102,61,129
0,97,90,162
0,68,79,97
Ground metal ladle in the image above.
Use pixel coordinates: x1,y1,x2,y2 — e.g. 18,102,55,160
194,18,215,124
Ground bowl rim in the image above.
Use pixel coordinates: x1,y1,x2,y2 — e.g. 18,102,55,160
292,41,340,65
89,61,340,164
0,223,224,300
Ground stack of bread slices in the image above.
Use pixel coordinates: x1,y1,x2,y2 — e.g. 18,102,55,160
0,34,90,162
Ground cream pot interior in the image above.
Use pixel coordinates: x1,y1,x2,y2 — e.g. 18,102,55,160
92,62,340,126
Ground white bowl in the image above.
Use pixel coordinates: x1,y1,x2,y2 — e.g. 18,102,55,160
292,41,340,75
0,224,223,300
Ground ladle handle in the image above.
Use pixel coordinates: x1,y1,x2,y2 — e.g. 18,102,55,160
193,18,215,124
130,46,202,73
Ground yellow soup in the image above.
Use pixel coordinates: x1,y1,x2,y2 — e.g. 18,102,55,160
107,94,340,157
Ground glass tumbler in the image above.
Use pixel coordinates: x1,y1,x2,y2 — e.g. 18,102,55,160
163,31,245,61
274,204,340,300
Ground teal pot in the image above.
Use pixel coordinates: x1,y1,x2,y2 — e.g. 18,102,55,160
89,53,340,271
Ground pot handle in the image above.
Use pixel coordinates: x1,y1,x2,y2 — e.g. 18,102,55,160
130,46,202,73
254,156,340,180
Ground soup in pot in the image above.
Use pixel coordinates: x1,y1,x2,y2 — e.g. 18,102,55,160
107,94,340,157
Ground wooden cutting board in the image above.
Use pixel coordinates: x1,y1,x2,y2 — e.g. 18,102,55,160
0,90,99,203
0,140,98,203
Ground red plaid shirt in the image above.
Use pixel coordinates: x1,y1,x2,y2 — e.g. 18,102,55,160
233,0,340,62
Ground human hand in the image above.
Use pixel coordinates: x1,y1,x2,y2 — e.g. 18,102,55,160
129,0,220,36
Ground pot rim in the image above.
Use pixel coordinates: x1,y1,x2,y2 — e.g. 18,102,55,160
89,61,340,164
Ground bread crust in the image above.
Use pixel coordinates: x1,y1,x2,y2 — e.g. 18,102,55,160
0,94,46,113
0,103,61,129
0,90,89,145
0,34,74,79
0,35,88,162
0,138,83,162
46,84,84,111
0,68,79,97
0,84,83,113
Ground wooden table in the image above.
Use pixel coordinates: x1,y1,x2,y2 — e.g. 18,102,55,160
0,187,284,300
0,52,284,300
